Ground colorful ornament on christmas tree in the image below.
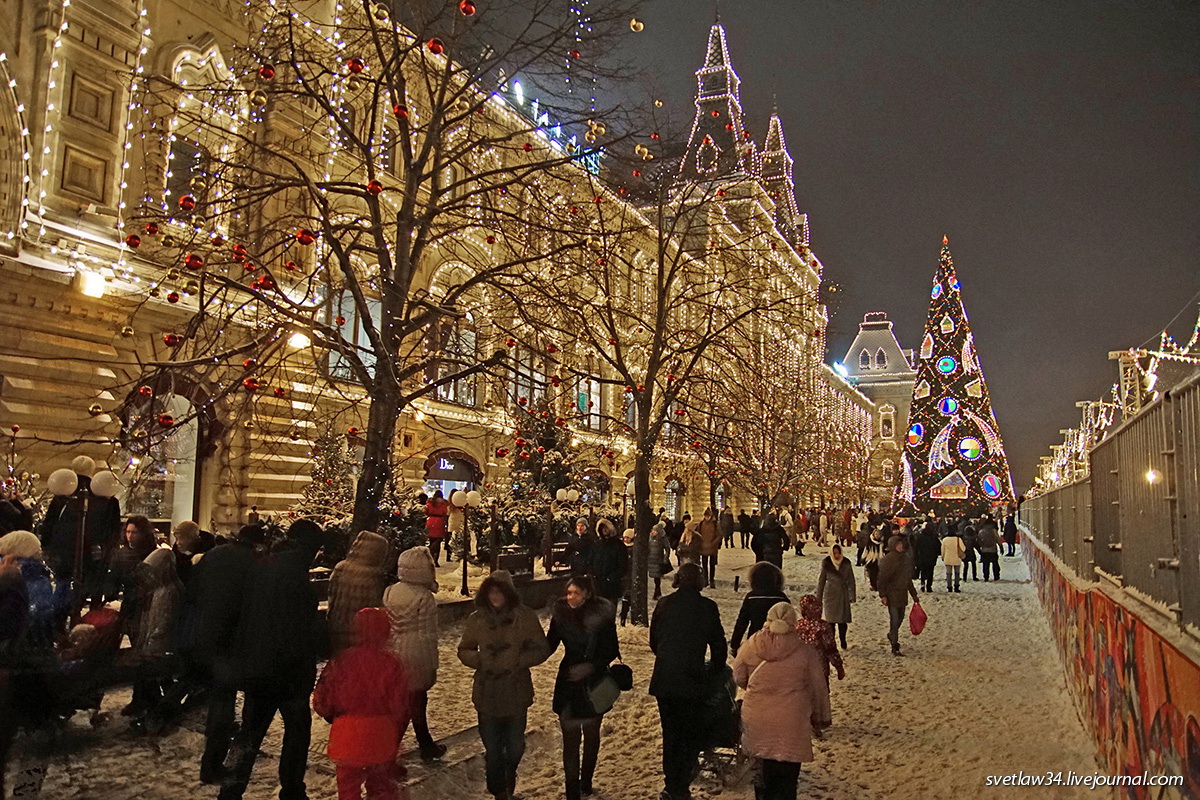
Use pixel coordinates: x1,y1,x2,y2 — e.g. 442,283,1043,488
459,0,476,15
178,195,196,211
257,64,276,81
347,57,366,74
124,234,141,249
296,228,316,245
427,38,445,55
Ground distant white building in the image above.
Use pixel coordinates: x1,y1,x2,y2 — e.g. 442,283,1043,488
841,312,917,508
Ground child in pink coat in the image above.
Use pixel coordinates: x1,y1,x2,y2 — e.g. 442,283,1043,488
314,607,411,799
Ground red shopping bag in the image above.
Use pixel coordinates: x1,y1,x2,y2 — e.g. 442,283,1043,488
909,602,927,636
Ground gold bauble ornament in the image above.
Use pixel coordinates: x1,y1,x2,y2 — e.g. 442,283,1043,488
372,2,389,21
166,269,180,280
288,429,301,441
243,420,255,430
149,287,161,298
249,90,268,107
88,403,104,416
184,280,200,294
591,122,606,136
120,325,135,337
654,99,663,107
584,130,597,143
630,18,644,32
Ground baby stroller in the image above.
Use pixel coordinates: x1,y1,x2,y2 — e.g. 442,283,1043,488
695,664,752,786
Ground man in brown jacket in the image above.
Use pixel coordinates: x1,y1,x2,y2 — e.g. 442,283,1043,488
457,570,551,800
877,535,919,656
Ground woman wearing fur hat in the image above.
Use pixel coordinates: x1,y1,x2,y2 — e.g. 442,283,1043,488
457,571,550,800
547,576,619,800
383,546,446,762
733,602,831,800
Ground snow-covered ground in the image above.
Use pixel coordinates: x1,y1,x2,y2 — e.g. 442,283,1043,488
31,544,1104,799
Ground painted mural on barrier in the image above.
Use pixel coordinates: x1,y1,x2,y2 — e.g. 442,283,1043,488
1025,537,1200,798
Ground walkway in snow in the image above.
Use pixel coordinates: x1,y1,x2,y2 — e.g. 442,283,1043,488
35,543,1103,800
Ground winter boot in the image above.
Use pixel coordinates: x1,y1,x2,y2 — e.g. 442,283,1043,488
420,742,448,762
566,779,582,800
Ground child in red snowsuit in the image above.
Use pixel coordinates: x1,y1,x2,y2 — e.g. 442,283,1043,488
314,607,411,800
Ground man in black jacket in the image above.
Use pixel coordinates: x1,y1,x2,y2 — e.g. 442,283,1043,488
736,509,753,550
589,520,628,611
192,524,265,784
220,519,327,800
649,563,726,800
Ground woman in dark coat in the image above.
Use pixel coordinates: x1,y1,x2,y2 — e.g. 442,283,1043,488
546,576,619,800
816,544,856,649
730,561,789,656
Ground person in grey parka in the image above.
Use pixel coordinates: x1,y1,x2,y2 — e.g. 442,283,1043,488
815,543,856,649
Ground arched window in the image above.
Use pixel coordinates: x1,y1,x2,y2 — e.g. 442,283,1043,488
119,393,201,527
875,348,888,370
859,349,871,370
882,459,895,484
664,478,685,522
880,404,895,439
165,138,211,220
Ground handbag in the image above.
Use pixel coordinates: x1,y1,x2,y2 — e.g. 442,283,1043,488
610,660,633,691
587,671,621,715
909,602,928,636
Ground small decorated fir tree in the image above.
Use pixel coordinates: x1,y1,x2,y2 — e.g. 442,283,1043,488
505,400,579,500
898,237,1015,515
295,430,356,521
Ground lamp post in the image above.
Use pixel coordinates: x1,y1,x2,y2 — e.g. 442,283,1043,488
454,489,483,596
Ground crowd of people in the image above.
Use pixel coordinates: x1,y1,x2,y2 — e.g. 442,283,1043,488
0,462,1021,800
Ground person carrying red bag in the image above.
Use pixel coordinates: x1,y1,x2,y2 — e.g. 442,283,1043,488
314,607,411,800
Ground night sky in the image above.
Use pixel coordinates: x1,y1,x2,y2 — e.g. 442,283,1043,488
618,0,1200,490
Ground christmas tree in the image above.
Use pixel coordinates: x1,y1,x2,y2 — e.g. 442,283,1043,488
897,237,1014,516
295,430,356,521
504,400,579,501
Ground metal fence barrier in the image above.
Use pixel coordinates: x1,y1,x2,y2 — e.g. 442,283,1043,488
1022,369,1200,631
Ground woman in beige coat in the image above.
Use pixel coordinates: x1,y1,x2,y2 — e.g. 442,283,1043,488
384,546,445,761
733,602,831,800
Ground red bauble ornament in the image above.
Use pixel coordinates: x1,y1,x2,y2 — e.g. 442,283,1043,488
243,378,260,391
232,243,247,257
335,316,346,326
486,235,496,244
711,110,721,118
632,169,642,177
393,104,408,118
724,122,734,130
167,291,180,304
243,358,257,368
273,387,287,398
244,262,257,272
522,143,533,153
675,408,686,416
514,437,527,447
496,447,510,457
650,132,660,140
296,228,316,245
367,180,383,195
536,446,546,453
716,189,726,197
284,260,299,271
459,0,477,15
8,425,17,434
555,417,565,426
427,38,445,55
347,57,366,74
157,413,175,427
184,253,204,270
178,194,196,211
144,222,160,235
162,333,183,347
550,375,561,386
519,451,531,459
348,426,360,435
257,64,276,81
258,276,276,292
546,343,558,353
743,130,752,139
124,234,141,249
138,385,154,397
607,338,617,345
593,196,602,204
569,49,581,59
517,396,528,406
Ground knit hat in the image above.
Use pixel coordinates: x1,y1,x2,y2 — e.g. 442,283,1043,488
575,517,589,530
397,546,438,590
765,602,798,634
0,530,41,559
173,521,201,548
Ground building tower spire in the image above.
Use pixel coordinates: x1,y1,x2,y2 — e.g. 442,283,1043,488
759,111,809,248
677,22,755,184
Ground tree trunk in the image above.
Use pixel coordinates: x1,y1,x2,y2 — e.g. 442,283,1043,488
351,382,402,532
630,448,655,626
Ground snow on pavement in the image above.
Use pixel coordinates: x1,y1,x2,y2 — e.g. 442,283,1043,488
34,545,1103,799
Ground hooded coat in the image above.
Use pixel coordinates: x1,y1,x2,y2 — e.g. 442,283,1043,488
733,625,830,764
914,527,942,570
313,608,410,767
589,521,628,601
546,596,619,717
383,547,439,691
647,524,670,577
456,571,551,717
648,585,726,698
976,520,1000,554
815,555,856,624
328,530,391,654
133,548,180,659
752,517,789,568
